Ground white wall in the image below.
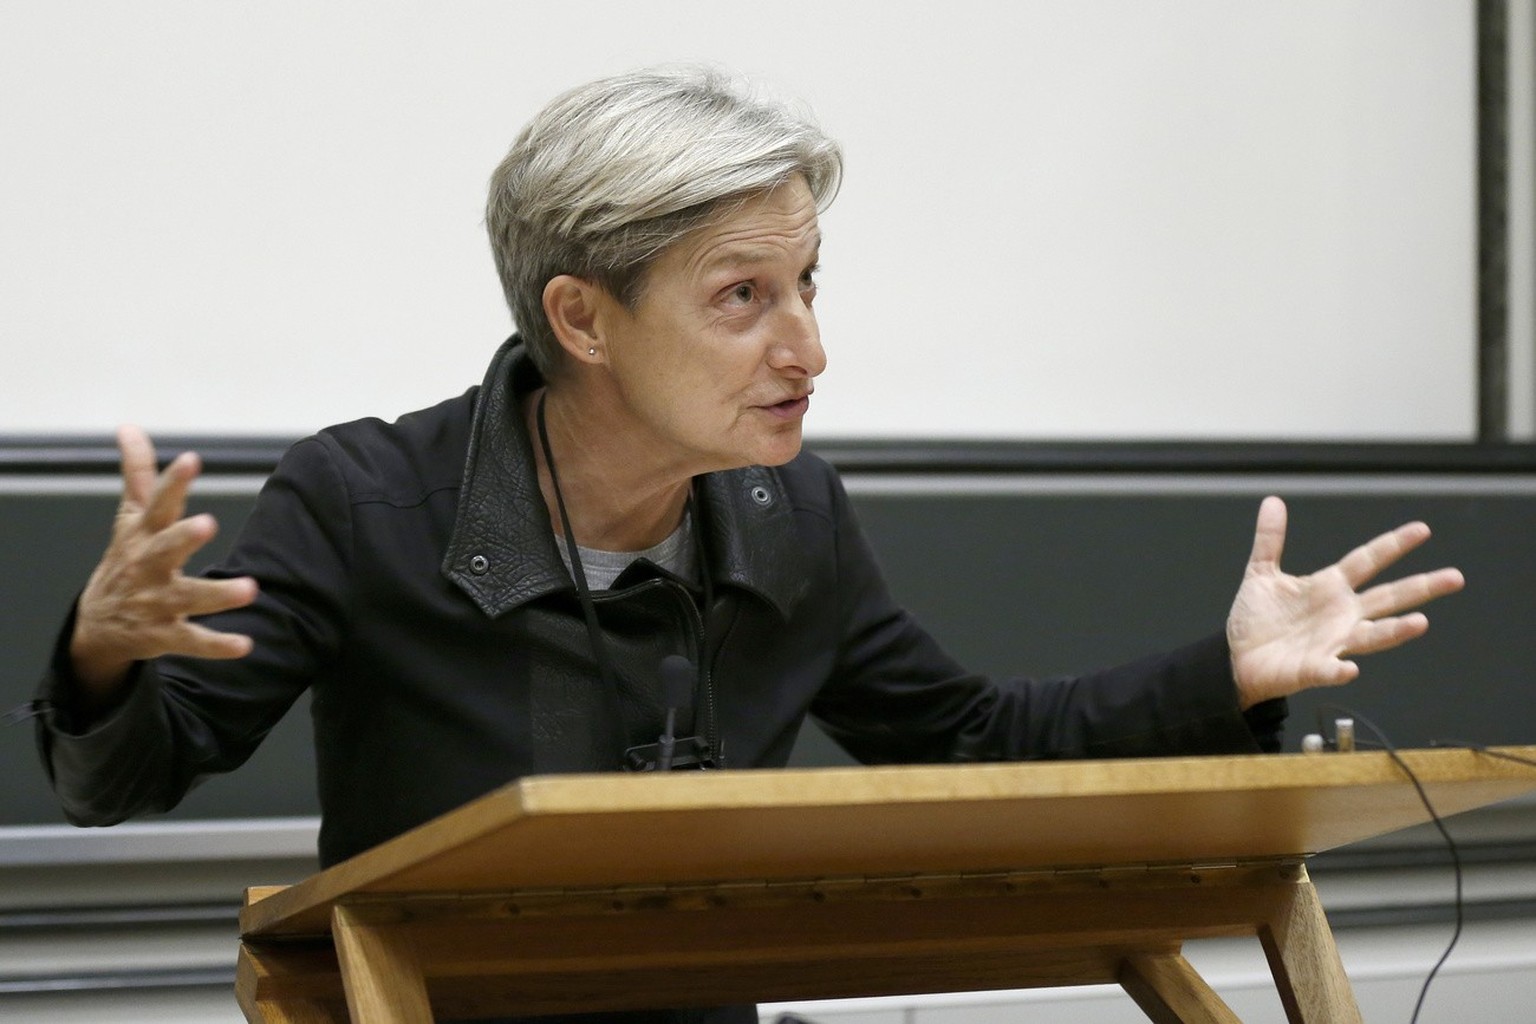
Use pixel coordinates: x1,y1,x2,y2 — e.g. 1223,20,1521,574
1510,0,1536,439
0,1,1478,441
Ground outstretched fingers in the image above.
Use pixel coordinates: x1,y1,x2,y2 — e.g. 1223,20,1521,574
116,425,204,536
138,513,221,575
178,619,257,660
1357,566,1466,619
1246,495,1288,569
1335,520,1434,589
1310,656,1361,688
176,574,260,619
140,450,203,534
116,425,161,510
1344,612,1431,657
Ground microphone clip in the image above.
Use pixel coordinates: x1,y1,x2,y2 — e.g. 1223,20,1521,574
624,735,718,772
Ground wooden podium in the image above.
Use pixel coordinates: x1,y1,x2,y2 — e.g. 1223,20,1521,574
236,747,1536,1023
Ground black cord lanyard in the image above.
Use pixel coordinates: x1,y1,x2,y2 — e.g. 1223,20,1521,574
535,392,714,767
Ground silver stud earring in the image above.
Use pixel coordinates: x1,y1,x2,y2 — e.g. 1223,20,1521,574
588,347,597,357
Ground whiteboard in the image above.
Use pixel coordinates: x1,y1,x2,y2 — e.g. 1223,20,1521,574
0,0,1476,441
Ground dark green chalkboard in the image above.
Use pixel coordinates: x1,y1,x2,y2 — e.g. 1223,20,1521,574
4,479,1533,825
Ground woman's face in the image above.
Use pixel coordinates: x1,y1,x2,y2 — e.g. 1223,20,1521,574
588,175,825,475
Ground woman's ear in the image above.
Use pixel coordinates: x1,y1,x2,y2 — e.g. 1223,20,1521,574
543,275,607,366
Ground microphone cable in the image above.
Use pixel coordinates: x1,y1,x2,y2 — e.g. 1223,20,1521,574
1315,706,1462,1024
1427,739,1536,771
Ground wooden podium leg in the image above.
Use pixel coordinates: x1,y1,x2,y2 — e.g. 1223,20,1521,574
1257,876,1363,1024
332,904,435,1024
236,944,349,1024
1119,952,1242,1024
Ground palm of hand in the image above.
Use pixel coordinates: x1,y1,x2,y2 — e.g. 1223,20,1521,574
1228,562,1368,707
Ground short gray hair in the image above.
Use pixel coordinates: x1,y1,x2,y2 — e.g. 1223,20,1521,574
485,66,843,377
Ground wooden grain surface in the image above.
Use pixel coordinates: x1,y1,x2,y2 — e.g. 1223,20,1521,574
1118,953,1243,1023
242,748,1536,939
237,864,1313,1016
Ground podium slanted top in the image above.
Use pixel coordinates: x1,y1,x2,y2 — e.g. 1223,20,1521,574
241,747,1536,938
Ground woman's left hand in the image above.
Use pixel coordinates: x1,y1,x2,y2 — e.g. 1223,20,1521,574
1226,496,1465,709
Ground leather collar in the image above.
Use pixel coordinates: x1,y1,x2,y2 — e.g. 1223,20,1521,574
441,337,810,620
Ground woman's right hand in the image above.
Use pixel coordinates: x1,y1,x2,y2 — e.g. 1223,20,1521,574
69,425,260,699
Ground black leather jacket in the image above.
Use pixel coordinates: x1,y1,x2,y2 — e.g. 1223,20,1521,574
38,338,1281,868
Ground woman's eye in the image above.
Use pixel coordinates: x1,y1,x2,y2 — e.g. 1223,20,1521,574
729,283,755,305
